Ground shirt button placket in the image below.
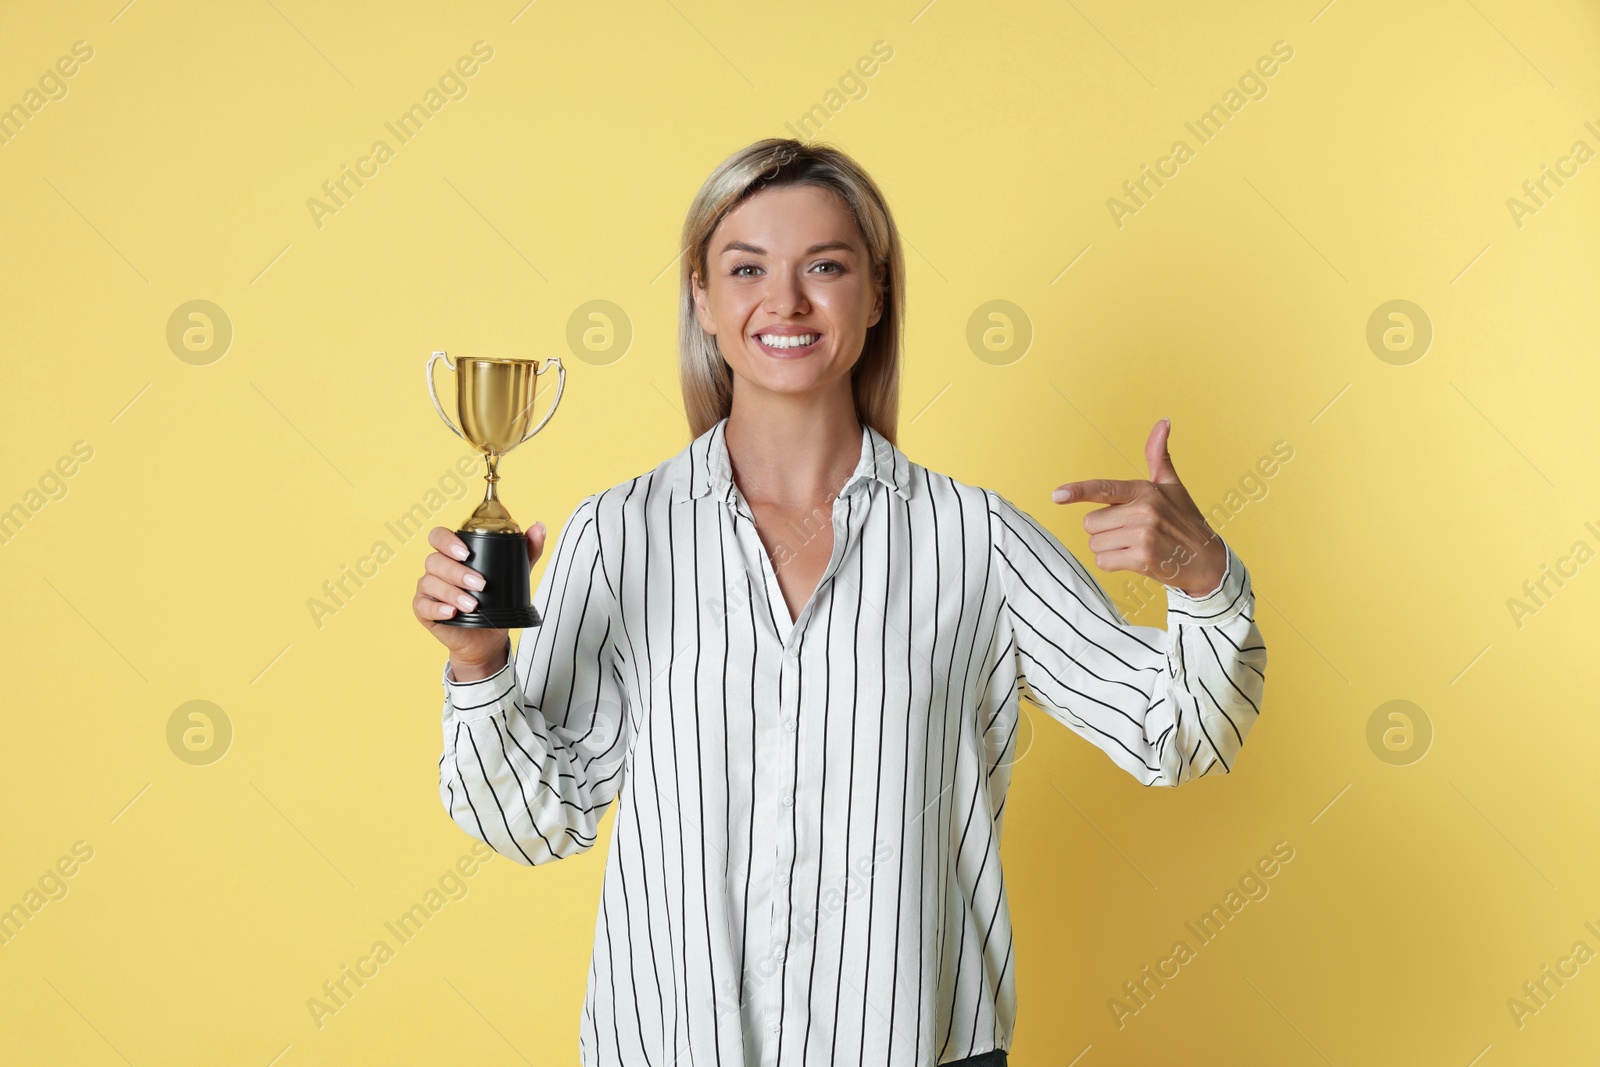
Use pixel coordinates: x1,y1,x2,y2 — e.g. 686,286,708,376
769,638,801,1052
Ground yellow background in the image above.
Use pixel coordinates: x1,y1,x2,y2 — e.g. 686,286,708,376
3,0,1598,1063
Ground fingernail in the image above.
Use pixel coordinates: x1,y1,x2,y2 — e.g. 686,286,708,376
449,544,468,561
535,521,545,535
1053,487,1072,503
456,593,477,611
463,572,485,591
439,602,456,617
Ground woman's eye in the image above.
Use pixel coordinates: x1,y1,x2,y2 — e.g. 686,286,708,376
812,260,843,274
731,264,760,277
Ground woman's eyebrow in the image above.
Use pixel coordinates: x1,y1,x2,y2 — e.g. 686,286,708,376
718,240,857,256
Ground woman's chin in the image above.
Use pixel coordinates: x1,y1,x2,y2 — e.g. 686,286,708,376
739,369,838,397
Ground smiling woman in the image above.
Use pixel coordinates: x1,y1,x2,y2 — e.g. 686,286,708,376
420,137,1267,1067
676,140,904,448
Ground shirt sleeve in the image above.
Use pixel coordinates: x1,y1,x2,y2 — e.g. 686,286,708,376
986,488,1267,787
438,492,632,864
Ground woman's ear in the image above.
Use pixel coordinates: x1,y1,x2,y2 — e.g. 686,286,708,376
866,271,885,329
690,269,717,335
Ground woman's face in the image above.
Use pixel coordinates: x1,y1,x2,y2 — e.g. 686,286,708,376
692,183,883,400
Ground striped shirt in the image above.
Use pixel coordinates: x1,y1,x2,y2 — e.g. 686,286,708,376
438,415,1267,1066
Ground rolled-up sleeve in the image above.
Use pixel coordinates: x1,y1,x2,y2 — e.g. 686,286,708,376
986,488,1267,787
438,493,632,863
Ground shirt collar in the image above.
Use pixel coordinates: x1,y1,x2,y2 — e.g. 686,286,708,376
669,416,914,506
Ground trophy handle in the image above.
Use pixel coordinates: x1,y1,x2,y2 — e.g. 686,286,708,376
427,350,469,443
519,357,566,445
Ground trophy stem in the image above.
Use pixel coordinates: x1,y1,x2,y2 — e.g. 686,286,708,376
461,452,521,534
483,452,502,505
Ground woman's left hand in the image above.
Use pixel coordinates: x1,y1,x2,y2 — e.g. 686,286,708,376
1051,418,1227,598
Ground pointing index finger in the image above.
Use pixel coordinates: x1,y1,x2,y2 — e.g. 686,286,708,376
1053,478,1143,504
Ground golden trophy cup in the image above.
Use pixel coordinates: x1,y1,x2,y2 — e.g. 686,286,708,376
426,351,566,628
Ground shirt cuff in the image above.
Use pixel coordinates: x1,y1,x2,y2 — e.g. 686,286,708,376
1165,537,1249,625
442,642,516,722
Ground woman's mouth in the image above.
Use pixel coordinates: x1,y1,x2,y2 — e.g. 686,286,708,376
752,332,822,358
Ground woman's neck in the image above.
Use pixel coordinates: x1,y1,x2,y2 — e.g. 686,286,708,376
723,394,862,509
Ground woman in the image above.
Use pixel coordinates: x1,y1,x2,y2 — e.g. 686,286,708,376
414,138,1267,1066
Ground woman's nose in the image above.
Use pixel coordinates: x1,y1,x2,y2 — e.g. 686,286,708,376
762,271,809,315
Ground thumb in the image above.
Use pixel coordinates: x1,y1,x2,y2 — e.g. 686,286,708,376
526,521,546,563
1146,418,1181,485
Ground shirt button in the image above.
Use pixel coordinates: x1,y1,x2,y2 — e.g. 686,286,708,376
770,1021,781,1033
776,871,789,886
773,945,785,960
784,645,798,659
783,717,797,732
782,794,793,807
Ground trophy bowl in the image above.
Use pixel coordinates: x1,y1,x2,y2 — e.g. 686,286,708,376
426,351,565,628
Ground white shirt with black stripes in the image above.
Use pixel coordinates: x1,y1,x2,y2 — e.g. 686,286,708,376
438,415,1267,1066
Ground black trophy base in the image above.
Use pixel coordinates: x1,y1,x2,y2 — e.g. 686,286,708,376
442,529,542,629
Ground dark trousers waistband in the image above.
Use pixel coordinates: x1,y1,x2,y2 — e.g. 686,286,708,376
941,1050,1007,1067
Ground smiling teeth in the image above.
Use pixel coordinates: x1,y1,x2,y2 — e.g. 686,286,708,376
758,333,818,348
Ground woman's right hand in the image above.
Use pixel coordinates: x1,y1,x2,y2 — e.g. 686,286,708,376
414,522,547,681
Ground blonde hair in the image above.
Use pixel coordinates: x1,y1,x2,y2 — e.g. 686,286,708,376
677,137,906,444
